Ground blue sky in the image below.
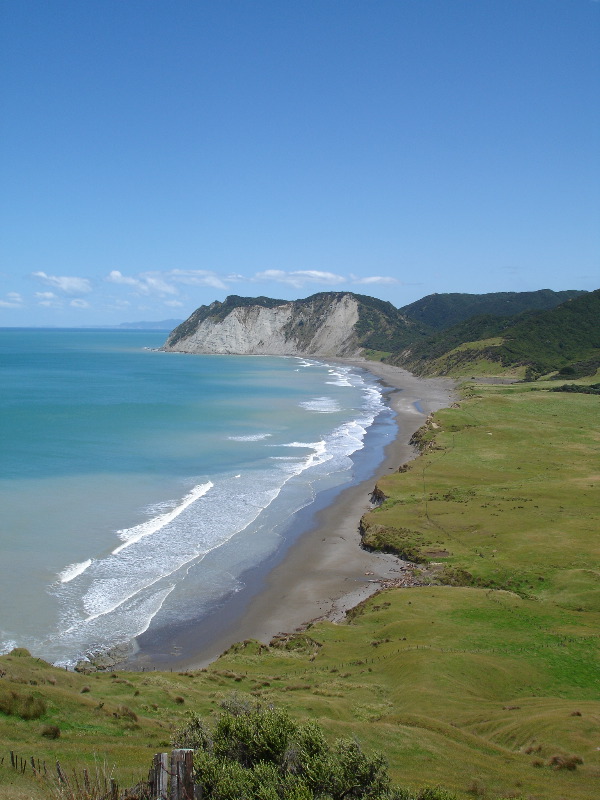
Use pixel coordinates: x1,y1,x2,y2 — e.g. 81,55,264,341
1,0,598,326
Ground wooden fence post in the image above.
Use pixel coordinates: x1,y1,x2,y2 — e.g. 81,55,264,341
182,749,194,800
170,749,194,800
152,752,168,800
56,761,68,784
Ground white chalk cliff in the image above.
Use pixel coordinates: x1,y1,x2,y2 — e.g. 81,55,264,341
163,292,421,357
164,294,362,356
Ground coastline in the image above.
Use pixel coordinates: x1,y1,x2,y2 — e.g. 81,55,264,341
124,360,455,671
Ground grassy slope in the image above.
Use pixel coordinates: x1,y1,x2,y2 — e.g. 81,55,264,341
1,383,598,800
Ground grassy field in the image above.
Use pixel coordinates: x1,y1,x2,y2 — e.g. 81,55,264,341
1,379,598,799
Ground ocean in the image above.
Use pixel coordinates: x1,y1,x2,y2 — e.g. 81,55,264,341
0,329,395,666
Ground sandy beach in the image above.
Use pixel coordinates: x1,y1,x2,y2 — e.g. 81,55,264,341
126,361,455,671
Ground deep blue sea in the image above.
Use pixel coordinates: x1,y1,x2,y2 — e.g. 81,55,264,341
0,329,394,666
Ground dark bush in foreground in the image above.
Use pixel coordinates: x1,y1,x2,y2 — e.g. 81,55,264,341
172,699,458,800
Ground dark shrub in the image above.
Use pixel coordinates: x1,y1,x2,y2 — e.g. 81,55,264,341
41,724,60,739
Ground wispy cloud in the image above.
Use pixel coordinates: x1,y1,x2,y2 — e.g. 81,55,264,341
106,268,234,298
103,267,400,298
106,270,142,288
168,269,228,290
164,299,184,307
350,275,399,286
106,270,179,296
252,269,345,288
35,291,62,308
0,292,24,308
70,298,90,309
33,271,92,295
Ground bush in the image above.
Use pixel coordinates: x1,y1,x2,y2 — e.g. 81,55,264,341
170,700,459,800
0,688,46,720
117,705,138,722
548,754,583,771
171,712,212,751
40,724,60,739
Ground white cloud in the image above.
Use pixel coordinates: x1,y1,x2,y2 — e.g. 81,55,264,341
164,299,184,307
293,270,345,283
70,298,90,308
35,291,62,307
33,271,92,295
168,269,228,290
106,270,178,296
0,292,24,307
252,269,345,289
350,275,399,286
107,270,142,288
142,273,178,295
34,291,61,307
103,266,400,301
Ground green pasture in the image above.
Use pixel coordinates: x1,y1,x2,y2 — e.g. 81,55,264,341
1,381,598,799
364,384,599,610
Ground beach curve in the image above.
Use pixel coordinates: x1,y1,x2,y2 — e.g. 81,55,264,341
124,360,456,671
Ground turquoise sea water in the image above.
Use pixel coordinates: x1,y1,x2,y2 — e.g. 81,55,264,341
0,329,394,666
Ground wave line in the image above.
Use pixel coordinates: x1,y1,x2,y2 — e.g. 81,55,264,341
112,481,213,554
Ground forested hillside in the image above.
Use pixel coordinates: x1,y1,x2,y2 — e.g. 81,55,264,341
391,290,600,379
398,289,586,331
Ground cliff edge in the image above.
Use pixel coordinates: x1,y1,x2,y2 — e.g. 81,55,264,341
162,292,425,357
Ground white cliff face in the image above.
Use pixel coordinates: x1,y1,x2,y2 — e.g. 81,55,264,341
165,294,362,357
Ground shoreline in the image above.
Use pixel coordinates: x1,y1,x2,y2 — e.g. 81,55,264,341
124,360,455,672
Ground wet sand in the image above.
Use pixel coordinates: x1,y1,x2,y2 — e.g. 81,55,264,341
126,361,455,670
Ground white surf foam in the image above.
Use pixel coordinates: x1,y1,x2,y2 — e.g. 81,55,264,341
58,559,93,583
299,396,341,413
112,481,213,554
0,638,18,656
227,433,272,441
48,360,390,666
326,368,352,387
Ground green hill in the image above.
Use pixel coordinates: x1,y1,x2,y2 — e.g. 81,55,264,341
391,290,600,379
398,289,586,331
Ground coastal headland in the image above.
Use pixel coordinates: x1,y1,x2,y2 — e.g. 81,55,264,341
125,359,456,670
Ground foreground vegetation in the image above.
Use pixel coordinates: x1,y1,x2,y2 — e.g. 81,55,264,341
172,700,456,799
1,376,598,799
